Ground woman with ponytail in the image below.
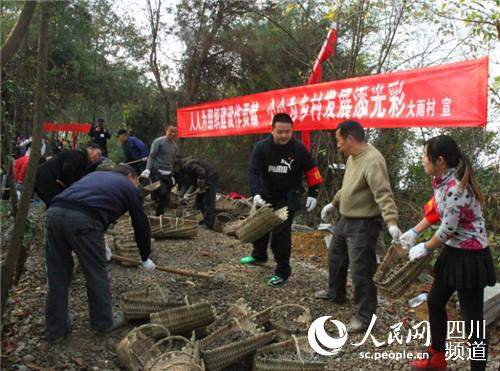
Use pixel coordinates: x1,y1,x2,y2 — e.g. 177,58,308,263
399,135,496,371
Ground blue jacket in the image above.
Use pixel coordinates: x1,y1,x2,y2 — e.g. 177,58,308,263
123,136,149,162
51,171,151,260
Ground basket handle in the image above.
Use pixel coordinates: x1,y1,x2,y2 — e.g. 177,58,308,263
232,317,245,334
146,282,167,301
129,323,170,340
184,295,191,309
292,335,305,364
153,336,192,353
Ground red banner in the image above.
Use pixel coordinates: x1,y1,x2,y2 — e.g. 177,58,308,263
177,57,488,138
43,122,92,133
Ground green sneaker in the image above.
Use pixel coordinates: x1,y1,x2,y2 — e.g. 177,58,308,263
240,256,265,265
267,275,287,288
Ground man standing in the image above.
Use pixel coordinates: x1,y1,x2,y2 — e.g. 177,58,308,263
173,156,218,229
140,125,179,216
44,165,155,344
316,120,402,332
240,113,323,288
34,143,102,206
88,118,111,156
116,129,149,174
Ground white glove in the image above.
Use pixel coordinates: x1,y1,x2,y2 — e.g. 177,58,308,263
105,243,112,261
388,224,402,242
141,157,148,162
409,242,431,261
399,228,419,250
171,176,175,186
253,194,266,207
305,197,317,212
140,169,150,178
183,192,192,201
321,203,335,222
141,258,156,271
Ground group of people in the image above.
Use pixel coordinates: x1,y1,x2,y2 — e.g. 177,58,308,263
239,114,495,371
35,113,495,371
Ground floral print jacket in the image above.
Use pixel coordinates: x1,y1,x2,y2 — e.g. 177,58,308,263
433,168,488,250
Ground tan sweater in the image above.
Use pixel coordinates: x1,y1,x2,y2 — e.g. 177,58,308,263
333,144,398,225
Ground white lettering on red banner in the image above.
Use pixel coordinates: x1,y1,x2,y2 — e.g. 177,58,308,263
179,57,487,137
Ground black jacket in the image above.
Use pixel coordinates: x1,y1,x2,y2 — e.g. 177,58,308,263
249,136,319,210
175,157,218,193
34,149,98,206
51,171,151,261
88,127,110,152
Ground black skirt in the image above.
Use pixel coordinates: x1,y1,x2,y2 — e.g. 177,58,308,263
434,245,497,290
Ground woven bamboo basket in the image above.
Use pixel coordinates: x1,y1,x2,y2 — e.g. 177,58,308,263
114,237,140,266
116,323,170,371
121,283,183,320
268,304,311,341
236,206,288,243
149,336,205,371
140,180,161,197
375,243,434,298
215,195,252,216
149,215,198,239
206,298,253,334
150,302,215,335
199,317,276,371
253,335,328,370
222,216,246,236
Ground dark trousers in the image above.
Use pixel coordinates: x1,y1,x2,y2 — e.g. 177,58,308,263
45,207,112,341
428,279,487,371
196,176,218,228
328,217,382,323
251,210,295,280
152,172,174,216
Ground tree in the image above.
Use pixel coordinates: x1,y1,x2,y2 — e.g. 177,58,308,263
0,0,37,66
1,0,50,318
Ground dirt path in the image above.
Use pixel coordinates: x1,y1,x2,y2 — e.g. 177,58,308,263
2,215,499,370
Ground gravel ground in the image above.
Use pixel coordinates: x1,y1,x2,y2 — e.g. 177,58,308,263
1,207,499,370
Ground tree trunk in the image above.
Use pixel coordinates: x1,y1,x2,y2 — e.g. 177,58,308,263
0,1,37,66
1,1,50,319
146,0,170,124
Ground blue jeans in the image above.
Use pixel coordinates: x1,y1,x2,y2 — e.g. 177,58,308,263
45,207,112,341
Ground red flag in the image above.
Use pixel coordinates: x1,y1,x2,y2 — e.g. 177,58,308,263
303,22,337,149
423,196,441,225
307,22,337,85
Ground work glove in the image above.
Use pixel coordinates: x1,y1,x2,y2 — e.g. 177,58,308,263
409,242,431,261
197,179,206,194
321,203,335,222
399,228,419,250
305,197,317,212
141,258,156,271
171,176,176,186
141,157,148,162
388,224,402,242
140,169,150,178
105,243,112,261
183,192,192,201
253,194,266,207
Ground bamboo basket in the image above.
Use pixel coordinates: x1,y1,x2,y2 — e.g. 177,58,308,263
215,195,252,216
253,336,328,370
268,304,311,341
121,283,183,320
115,237,140,266
375,243,434,298
236,206,288,243
199,316,276,371
150,302,215,335
149,215,198,239
140,180,161,197
149,336,205,371
222,216,246,236
116,323,170,371
206,298,254,334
